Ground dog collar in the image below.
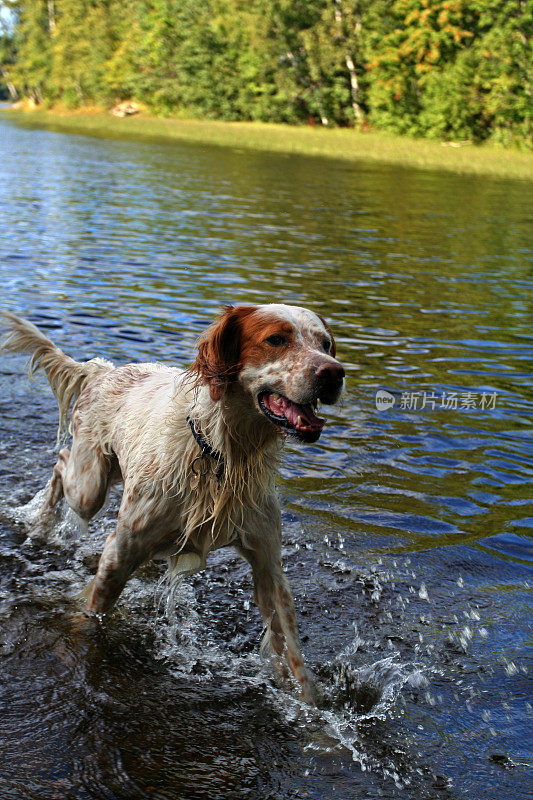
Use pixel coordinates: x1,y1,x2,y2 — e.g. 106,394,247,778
187,415,225,482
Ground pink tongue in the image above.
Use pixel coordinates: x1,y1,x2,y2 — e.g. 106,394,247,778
264,393,325,431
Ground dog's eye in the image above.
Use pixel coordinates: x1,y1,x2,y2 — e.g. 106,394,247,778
265,334,288,347
322,338,331,353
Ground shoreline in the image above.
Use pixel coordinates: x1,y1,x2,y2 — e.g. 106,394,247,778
1,106,532,181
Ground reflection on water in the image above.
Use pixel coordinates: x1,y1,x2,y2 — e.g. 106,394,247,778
0,116,531,800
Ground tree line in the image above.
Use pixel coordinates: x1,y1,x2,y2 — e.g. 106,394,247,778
1,0,531,146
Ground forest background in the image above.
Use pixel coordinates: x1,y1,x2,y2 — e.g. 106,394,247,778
0,0,531,147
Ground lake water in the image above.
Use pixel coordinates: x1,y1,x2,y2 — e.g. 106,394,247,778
0,114,531,800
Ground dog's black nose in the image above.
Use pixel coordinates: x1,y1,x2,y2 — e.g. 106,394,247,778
315,361,345,403
316,361,345,384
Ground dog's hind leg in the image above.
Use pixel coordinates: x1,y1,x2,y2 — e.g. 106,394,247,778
84,486,171,615
59,439,112,519
86,514,162,615
40,436,114,531
85,525,145,614
41,448,70,513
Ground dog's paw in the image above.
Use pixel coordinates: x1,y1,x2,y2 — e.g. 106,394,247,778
299,673,318,706
68,609,102,637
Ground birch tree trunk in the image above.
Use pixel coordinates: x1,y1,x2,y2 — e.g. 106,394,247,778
335,0,364,125
1,69,18,101
47,0,56,35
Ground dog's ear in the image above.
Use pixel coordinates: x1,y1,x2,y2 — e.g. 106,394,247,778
317,314,337,358
194,306,256,401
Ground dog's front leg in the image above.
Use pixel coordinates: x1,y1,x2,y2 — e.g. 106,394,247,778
267,567,316,705
237,540,315,705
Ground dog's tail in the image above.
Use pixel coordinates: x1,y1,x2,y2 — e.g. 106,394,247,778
1,312,113,439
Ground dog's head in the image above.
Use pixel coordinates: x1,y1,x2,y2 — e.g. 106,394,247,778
193,304,344,443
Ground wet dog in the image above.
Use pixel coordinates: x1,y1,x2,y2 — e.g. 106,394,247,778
2,305,345,702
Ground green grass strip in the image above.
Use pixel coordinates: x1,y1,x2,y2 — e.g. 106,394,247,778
2,107,532,181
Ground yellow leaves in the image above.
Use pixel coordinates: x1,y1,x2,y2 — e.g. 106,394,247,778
452,28,473,43
382,75,404,99
398,42,415,57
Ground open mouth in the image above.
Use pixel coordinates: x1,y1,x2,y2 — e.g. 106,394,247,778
258,391,325,443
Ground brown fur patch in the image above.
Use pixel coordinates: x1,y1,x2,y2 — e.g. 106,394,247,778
191,306,307,399
191,306,256,400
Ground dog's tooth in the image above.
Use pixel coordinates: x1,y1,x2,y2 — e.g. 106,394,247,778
297,415,302,428
272,392,280,400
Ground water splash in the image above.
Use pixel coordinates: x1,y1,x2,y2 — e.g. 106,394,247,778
12,487,88,544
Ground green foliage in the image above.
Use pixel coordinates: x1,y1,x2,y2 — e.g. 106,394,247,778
434,0,532,146
2,0,531,145
8,0,52,102
50,0,115,105
368,0,531,144
0,27,15,99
